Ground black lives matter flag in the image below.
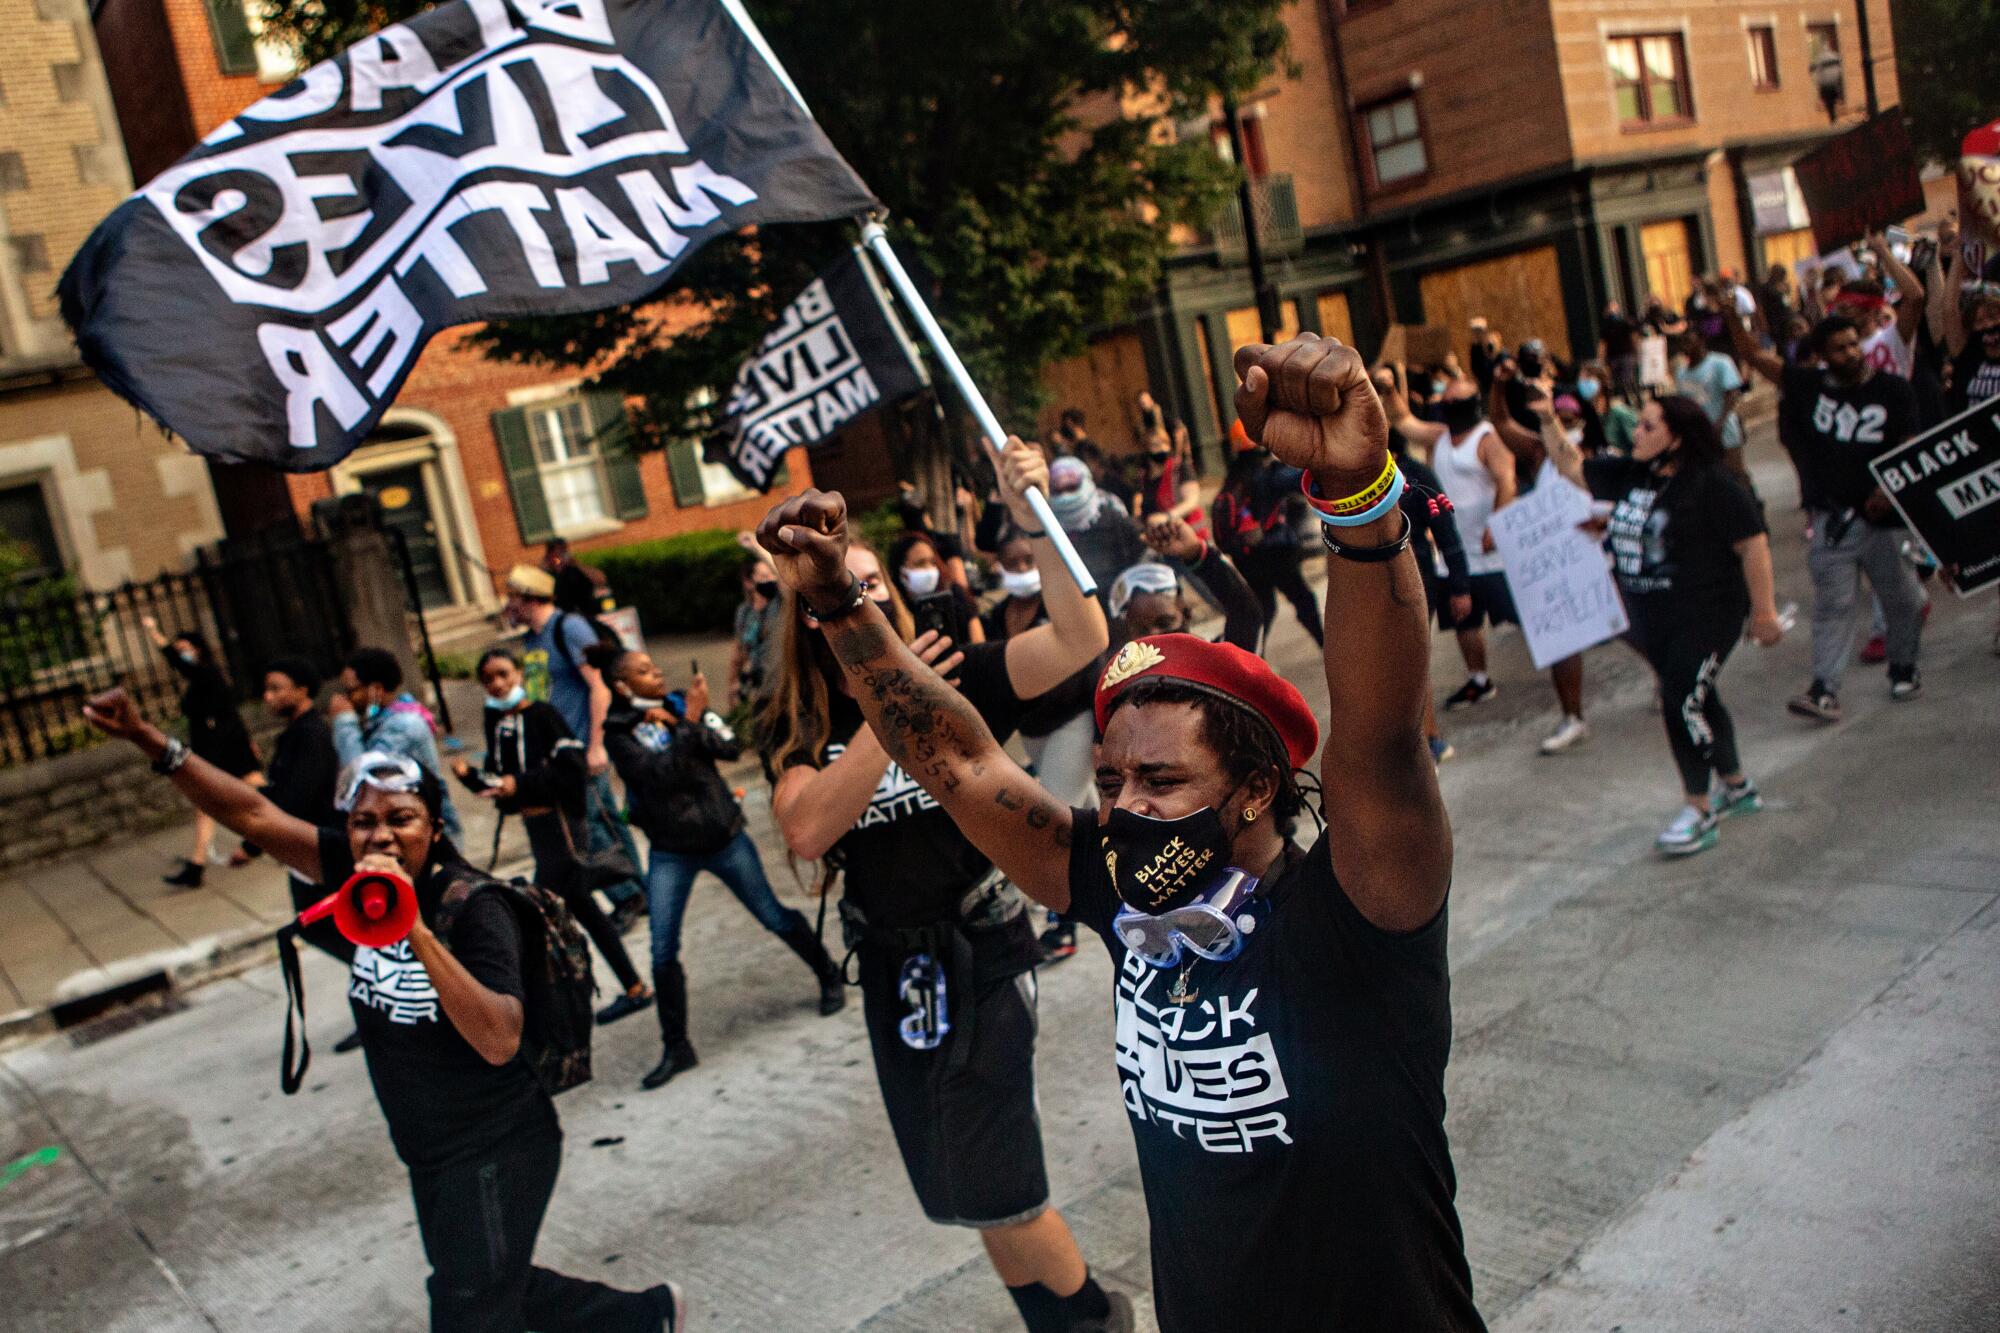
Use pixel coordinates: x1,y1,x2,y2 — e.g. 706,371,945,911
1871,394,2000,595
57,0,877,470
712,248,925,489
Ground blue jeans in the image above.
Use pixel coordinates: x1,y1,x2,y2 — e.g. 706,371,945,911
645,830,804,971
583,772,645,907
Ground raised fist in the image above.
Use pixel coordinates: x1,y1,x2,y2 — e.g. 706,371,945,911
756,489,853,605
1232,334,1390,493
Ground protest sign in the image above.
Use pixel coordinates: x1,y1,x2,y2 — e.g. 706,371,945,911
600,605,645,652
1489,467,1628,670
58,0,878,470
1638,334,1670,390
1792,111,1925,254
1870,394,2000,596
712,249,927,490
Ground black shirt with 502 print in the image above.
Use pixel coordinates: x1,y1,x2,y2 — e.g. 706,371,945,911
1781,364,1917,521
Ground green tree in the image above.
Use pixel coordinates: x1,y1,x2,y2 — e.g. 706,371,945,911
258,0,1291,452
1888,0,2000,165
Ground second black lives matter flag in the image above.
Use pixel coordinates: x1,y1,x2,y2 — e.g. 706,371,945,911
711,248,927,490
1871,394,2000,595
57,0,878,470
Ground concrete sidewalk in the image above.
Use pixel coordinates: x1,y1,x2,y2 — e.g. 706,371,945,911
0,620,757,1038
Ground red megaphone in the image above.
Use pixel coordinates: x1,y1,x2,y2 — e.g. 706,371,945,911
298,870,417,949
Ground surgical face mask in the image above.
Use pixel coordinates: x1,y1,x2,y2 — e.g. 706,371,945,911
1431,378,1448,397
900,566,940,597
484,684,526,712
1564,426,1585,447
1099,802,1233,915
177,650,199,665
1000,568,1042,599
1575,376,1601,402
1440,397,1483,435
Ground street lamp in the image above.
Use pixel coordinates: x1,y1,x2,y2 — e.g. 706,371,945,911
1811,47,1845,122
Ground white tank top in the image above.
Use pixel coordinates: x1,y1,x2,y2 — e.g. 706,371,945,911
1432,422,1503,575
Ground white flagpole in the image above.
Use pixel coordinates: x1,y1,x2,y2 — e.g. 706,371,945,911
857,222,1096,594
716,0,1097,595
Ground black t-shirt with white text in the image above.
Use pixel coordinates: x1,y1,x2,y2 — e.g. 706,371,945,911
1586,457,1764,620
1064,821,1484,1333
319,831,557,1171
795,643,1024,928
1780,363,1917,521
1950,346,2000,418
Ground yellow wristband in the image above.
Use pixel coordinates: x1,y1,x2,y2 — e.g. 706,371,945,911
1318,454,1398,513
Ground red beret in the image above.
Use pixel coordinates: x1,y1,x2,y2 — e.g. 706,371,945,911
1094,634,1319,770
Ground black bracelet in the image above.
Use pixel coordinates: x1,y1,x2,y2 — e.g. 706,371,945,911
1321,508,1413,563
804,577,870,622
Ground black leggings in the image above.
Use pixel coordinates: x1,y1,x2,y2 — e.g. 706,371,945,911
523,810,643,993
409,1135,661,1332
1630,611,1744,798
1239,547,1324,647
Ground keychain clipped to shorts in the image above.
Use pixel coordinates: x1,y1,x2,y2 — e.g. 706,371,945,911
897,953,950,1051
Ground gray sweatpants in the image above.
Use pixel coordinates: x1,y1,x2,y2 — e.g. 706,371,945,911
1807,516,1924,690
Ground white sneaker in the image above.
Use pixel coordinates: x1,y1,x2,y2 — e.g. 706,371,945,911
1656,805,1718,856
1539,715,1590,755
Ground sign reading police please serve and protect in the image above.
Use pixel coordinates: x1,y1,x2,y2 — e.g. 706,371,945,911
1870,394,2000,595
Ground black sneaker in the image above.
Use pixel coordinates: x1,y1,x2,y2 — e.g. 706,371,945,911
595,989,651,1026
162,859,204,889
1786,681,1841,722
1888,665,1923,701
1038,921,1077,964
1442,677,1497,710
644,1281,687,1332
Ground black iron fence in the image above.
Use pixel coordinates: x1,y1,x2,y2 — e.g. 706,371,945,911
0,531,354,768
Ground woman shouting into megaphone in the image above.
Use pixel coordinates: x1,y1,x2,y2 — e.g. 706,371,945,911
83,688,685,1333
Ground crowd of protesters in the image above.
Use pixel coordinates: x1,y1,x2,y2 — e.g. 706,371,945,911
87,209,1996,1333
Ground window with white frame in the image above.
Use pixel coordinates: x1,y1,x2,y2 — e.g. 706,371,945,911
1363,95,1427,185
525,398,611,530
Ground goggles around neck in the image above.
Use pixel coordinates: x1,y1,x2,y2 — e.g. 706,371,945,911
1113,867,1262,969
335,751,426,813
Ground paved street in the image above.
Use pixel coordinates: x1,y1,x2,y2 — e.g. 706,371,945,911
1,427,1995,1332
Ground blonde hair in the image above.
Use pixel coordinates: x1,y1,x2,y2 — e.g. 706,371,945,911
755,538,916,772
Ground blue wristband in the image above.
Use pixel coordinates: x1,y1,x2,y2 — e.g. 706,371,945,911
1313,468,1405,527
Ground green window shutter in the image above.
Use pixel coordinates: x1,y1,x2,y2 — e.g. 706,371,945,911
664,440,706,508
205,0,258,75
492,406,555,544
586,391,648,520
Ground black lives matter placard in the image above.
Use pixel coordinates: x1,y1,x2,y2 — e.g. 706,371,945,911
1871,394,2000,595
712,249,925,490
59,0,876,470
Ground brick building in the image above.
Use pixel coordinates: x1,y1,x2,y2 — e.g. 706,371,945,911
0,0,223,591
89,0,845,624
1097,0,1907,472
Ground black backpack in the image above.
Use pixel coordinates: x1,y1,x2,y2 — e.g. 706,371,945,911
277,867,598,1096
437,870,598,1095
552,610,623,674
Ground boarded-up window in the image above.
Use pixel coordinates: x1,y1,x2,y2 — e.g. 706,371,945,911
1417,246,1570,362
1315,291,1355,347
1640,219,1694,312
1037,331,1152,454
1224,304,1300,355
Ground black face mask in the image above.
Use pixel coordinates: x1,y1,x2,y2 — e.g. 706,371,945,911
1440,398,1483,434
753,579,780,600
1100,804,1234,914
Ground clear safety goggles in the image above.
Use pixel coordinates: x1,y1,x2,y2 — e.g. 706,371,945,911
1108,562,1180,618
1113,869,1259,969
335,751,426,812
